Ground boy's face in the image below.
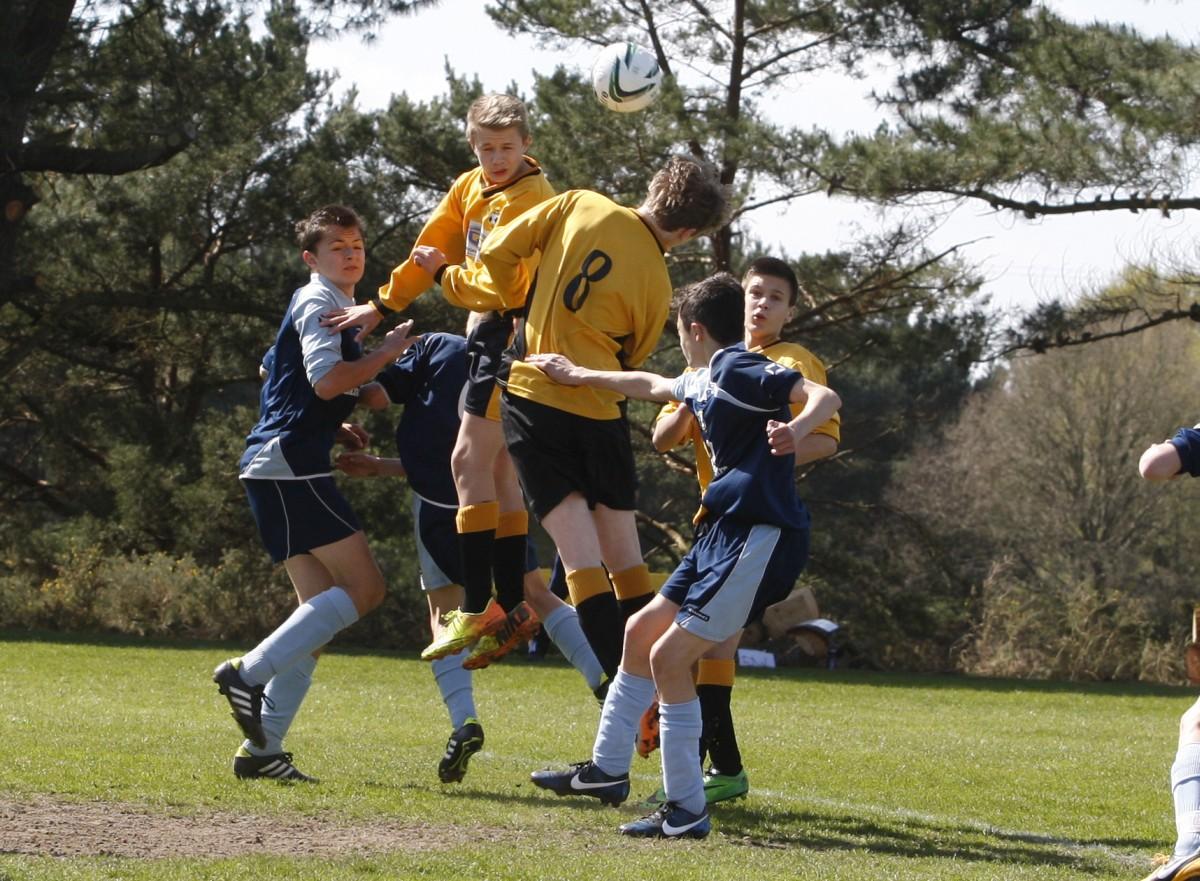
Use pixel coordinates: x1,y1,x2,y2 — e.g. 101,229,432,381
470,125,531,186
302,225,365,294
743,271,794,345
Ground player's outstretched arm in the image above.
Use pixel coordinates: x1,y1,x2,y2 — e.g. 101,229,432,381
527,353,676,402
320,303,385,342
335,451,407,479
767,378,842,457
652,402,695,452
1139,440,1183,481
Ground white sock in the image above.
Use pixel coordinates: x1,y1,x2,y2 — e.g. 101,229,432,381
1173,742,1200,857
592,668,656,777
542,604,605,690
432,653,476,729
244,653,317,756
240,587,358,685
660,698,706,816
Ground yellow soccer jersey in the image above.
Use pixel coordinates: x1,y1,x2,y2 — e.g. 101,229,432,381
375,157,554,313
656,341,840,496
441,189,672,419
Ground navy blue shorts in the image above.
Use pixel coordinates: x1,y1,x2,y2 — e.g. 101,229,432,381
243,476,361,563
412,494,462,591
411,493,539,591
660,517,810,643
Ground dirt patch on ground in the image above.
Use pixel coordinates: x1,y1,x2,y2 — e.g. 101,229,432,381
0,796,489,859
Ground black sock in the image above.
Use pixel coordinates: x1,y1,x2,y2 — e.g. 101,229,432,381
698,683,741,775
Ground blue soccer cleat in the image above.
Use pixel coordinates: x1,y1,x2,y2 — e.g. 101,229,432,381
619,801,711,839
530,759,629,807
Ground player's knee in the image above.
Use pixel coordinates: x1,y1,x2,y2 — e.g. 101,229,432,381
347,574,386,615
1181,704,1200,740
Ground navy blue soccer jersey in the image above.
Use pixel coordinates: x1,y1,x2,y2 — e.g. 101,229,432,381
670,344,810,530
375,333,468,508
241,274,363,479
1172,426,1200,477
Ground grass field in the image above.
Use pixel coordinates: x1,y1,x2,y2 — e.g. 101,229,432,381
0,632,1188,880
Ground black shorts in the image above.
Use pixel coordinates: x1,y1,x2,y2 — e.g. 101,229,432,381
463,310,515,420
500,392,637,520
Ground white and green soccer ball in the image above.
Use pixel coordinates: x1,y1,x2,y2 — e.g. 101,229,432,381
591,41,663,113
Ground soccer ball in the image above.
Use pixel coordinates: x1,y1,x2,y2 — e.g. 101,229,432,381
591,42,663,113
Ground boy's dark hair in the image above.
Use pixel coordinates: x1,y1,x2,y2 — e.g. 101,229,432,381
295,205,364,252
643,155,729,234
673,273,744,347
743,256,799,306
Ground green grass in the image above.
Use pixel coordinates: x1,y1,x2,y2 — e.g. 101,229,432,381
0,632,1185,880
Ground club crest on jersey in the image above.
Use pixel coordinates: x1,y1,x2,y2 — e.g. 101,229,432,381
466,220,484,261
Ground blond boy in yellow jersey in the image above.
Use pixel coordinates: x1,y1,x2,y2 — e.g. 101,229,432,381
413,155,729,681
649,256,839,804
323,95,556,666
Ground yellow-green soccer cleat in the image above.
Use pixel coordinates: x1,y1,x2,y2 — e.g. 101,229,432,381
463,602,540,670
702,767,749,803
421,599,506,661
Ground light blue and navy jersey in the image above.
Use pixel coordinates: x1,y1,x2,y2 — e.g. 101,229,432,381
670,344,809,530
1172,426,1200,477
240,274,362,479
375,332,467,508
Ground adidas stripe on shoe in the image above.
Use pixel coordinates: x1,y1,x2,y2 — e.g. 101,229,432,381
233,747,317,782
438,717,485,783
213,659,266,749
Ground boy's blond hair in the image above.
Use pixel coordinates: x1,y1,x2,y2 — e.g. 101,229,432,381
465,94,531,144
642,155,729,234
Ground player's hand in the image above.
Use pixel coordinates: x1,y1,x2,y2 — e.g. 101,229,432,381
766,419,800,456
334,451,379,477
526,353,584,385
378,319,420,356
411,245,447,276
321,303,383,343
337,422,370,451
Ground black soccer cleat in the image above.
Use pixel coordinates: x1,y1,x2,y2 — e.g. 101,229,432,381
213,659,267,749
619,800,711,839
438,717,485,783
233,747,317,783
530,759,629,807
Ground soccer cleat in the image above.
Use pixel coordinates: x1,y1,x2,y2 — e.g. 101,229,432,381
421,599,506,661
638,786,667,809
592,677,611,707
462,602,540,670
438,717,484,783
636,700,660,758
619,801,711,839
213,659,266,749
1143,849,1200,881
530,759,630,807
233,747,317,782
702,767,749,803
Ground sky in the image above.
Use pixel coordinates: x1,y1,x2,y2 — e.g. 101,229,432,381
307,0,1200,316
